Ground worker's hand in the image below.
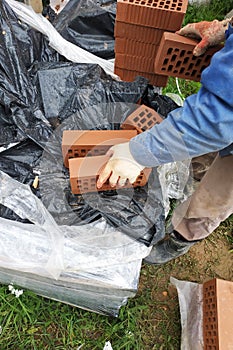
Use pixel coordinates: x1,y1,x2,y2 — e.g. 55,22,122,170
176,18,230,56
97,142,145,188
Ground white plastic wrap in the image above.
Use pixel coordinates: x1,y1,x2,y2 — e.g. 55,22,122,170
171,277,204,350
6,0,118,79
0,170,151,315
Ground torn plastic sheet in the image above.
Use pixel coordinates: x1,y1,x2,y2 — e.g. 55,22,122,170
0,170,150,316
6,0,118,79
52,0,116,59
171,277,204,350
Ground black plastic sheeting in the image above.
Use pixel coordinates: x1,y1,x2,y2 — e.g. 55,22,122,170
50,0,117,59
0,0,179,246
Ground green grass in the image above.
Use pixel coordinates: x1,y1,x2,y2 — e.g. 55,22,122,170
0,1,232,349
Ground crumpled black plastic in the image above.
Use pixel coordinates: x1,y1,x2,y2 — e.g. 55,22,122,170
0,0,57,148
0,0,179,246
52,0,116,59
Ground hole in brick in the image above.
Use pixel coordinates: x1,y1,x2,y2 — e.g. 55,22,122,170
81,149,86,153
174,70,178,73
183,57,189,64
139,111,145,117
140,118,146,124
177,6,181,10
147,112,152,117
195,58,202,66
163,58,169,65
148,120,153,126
201,65,207,72
68,156,73,159
164,4,169,8
171,54,177,62
68,149,72,154
205,55,211,62
77,180,82,184
180,49,185,57
167,48,172,55
188,63,194,70
168,65,173,71
191,69,197,76
74,152,79,157
133,116,139,122
161,68,166,71
160,1,164,4
175,60,181,68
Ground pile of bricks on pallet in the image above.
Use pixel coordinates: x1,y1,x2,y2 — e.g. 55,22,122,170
62,105,162,194
114,0,189,87
203,278,233,350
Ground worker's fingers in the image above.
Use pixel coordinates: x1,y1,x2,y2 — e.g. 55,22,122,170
128,174,139,184
193,39,208,56
176,23,199,38
118,177,127,187
109,172,120,187
97,164,112,188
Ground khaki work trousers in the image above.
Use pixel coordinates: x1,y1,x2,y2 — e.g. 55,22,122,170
171,154,233,241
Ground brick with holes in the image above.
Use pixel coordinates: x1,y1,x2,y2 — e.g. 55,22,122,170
114,21,165,45
120,104,163,133
116,0,188,31
68,155,152,194
114,67,168,87
154,32,223,82
62,129,137,168
203,278,233,350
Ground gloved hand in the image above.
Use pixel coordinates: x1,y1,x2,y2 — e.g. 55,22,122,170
176,18,230,56
97,142,145,188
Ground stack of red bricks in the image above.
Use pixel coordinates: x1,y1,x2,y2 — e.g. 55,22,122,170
114,0,189,87
62,105,163,195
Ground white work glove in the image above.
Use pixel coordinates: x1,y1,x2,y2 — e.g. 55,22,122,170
97,142,145,188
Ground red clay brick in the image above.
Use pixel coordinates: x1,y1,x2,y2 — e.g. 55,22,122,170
120,104,163,133
115,52,155,72
69,155,152,194
203,278,233,350
62,129,137,168
154,32,223,82
114,21,165,44
114,66,168,87
115,37,159,58
116,0,188,31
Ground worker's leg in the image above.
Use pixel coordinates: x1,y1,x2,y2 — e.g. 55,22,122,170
145,154,233,264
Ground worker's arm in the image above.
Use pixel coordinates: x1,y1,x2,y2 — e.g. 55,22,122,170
97,23,233,187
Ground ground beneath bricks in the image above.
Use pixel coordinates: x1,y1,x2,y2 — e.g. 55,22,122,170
135,218,233,349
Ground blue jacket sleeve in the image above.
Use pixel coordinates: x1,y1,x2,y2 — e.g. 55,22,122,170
129,27,233,167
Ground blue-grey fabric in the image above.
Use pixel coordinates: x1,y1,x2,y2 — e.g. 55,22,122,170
129,24,233,167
